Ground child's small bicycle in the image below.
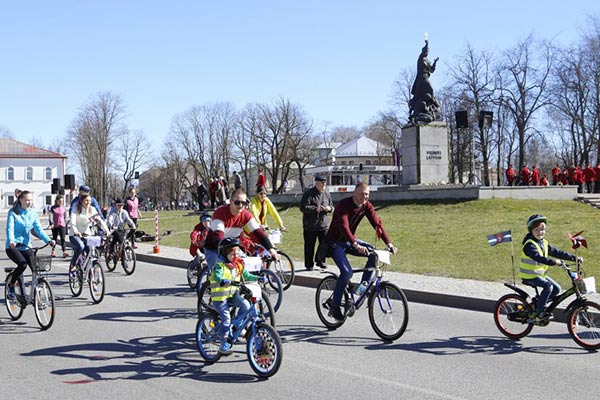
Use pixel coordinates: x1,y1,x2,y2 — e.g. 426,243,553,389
494,260,600,350
195,281,283,378
4,242,56,330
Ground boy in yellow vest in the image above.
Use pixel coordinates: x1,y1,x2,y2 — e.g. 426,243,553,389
209,237,263,355
520,214,582,322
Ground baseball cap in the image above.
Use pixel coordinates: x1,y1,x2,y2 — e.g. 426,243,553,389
79,185,91,192
315,176,326,182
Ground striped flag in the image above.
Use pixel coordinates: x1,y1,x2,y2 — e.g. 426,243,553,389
487,230,512,246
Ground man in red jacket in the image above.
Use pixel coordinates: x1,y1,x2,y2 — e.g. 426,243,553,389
520,165,531,186
575,166,584,193
551,164,561,186
584,163,596,193
531,165,540,186
595,162,600,193
505,164,516,186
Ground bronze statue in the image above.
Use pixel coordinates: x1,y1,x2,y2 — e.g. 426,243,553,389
408,40,441,124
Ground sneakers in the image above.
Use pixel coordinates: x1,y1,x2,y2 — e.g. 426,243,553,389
6,283,17,300
329,306,345,322
315,262,327,269
132,243,138,249
218,341,233,355
528,311,553,324
51,250,56,257
63,251,70,258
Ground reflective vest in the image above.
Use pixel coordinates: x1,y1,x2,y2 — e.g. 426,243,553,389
520,238,549,280
209,261,241,302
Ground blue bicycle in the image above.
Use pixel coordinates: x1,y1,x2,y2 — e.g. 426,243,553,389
195,281,283,378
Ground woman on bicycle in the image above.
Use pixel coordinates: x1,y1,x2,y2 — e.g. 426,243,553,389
5,190,55,299
249,185,286,231
48,195,69,258
324,182,397,322
209,237,263,355
107,198,136,254
69,193,109,268
521,214,582,322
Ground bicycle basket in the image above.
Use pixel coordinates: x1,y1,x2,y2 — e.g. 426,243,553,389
268,229,282,245
243,256,263,272
86,236,102,248
35,255,52,273
575,276,596,294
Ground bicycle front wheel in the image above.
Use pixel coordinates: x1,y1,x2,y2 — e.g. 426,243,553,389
493,293,533,339
268,251,295,291
568,300,600,350
4,274,24,320
256,269,283,312
366,282,408,341
258,295,276,327
187,260,199,289
122,245,136,275
315,275,347,329
69,264,84,297
89,261,105,304
197,279,212,316
196,312,222,363
34,278,55,330
246,322,283,378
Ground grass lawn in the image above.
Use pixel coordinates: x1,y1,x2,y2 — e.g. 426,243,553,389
137,199,600,288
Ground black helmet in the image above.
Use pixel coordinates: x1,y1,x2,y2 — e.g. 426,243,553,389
200,212,211,222
527,214,547,231
218,237,240,257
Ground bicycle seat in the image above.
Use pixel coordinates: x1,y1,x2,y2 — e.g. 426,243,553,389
4,267,15,273
521,280,538,288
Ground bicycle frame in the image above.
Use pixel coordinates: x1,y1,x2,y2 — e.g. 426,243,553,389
6,244,52,305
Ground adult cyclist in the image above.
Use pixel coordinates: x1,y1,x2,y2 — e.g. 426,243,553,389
324,182,397,322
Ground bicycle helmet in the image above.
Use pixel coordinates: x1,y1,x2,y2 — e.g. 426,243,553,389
218,237,241,257
200,212,211,222
527,214,547,231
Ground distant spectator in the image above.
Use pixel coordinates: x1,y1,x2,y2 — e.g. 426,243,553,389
561,168,569,185
568,163,576,185
575,165,584,193
256,169,267,191
520,165,531,186
505,164,516,186
551,164,561,186
208,178,217,208
233,171,242,190
595,163,600,193
531,165,540,186
584,163,596,193
540,174,549,186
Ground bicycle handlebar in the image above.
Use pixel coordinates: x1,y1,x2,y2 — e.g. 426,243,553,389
14,242,54,251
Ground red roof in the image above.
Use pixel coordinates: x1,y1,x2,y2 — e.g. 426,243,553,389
0,138,65,158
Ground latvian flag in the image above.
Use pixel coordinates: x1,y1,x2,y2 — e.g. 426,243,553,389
487,230,512,246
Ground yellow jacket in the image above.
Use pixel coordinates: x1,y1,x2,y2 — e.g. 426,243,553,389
249,195,283,228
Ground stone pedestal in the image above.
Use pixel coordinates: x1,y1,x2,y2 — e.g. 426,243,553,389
401,123,449,185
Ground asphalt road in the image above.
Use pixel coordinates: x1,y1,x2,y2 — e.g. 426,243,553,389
1,257,599,400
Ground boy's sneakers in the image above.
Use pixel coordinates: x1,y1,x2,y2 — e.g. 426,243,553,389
218,341,233,355
527,311,553,324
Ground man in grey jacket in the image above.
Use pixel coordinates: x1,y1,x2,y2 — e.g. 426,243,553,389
300,176,333,270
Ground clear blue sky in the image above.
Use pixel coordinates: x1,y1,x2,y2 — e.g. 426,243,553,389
1,0,598,151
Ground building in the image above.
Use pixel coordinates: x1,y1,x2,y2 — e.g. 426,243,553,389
0,138,67,213
306,136,399,191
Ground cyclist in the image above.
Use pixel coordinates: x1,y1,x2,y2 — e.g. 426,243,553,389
249,185,286,231
69,193,110,270
209,237,263,354
190,212,211,257
106,198,136,255
204,188,278,269
324,182,397,322
124,187,142,249
5,190,55,299
521,214,582,322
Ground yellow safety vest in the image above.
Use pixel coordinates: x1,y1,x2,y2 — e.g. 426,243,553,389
520,238,549,280
209,261,241,302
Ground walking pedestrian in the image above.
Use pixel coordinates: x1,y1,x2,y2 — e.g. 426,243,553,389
300,176,333,270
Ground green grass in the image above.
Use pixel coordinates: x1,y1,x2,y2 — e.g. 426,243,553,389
138,199,600,287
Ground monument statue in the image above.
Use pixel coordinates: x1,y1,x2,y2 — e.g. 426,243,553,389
408,39,441,125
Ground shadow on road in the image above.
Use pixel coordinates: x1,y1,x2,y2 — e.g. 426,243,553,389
81,307,197,323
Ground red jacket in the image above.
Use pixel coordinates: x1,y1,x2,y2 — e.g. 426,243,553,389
531,168,540,185
520,167,530,184
584,166,596,182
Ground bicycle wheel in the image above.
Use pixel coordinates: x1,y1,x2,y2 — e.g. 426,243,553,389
187,260,199,289
315,275,348,329
105,247,117,272
196,312,222,363
197,278,213,316
567,300,600,350
268,251,295,291
4,274,24,320
89,261,105,304
258,295,276,327
69,264,84,297
33,278,55,330
122,245,136,275
255,269,283,312
246,322,283,378
368,282,409,341
493,293,533,339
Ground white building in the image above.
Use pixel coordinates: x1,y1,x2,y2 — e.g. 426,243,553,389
0,138,67,214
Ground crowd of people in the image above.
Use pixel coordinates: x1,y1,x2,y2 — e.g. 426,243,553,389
505,162,600,193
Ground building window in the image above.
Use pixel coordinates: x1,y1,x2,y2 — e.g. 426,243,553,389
26,166,33,181
7,195,15,206
7,166,14,181
348,160,354,165
341,161,347,165
365,160,372,165
45,195,52,205
45,167,52,181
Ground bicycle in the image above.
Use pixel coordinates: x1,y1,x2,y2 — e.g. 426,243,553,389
69,235,106,304
494,260,600,350
196,281,283,378
315,249,409,341
187,252,208,289
251,229,295,291
104,228,137,275
4,242,56,330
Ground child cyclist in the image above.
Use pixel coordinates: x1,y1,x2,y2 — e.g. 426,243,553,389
106,198,136,254
209,237,265,355
189,212,211,273
521,214,583,322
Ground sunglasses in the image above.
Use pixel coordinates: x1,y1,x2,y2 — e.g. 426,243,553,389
233,200,249,206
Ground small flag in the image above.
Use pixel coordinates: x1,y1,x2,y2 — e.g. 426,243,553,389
569,231,588,250
487,230,512,247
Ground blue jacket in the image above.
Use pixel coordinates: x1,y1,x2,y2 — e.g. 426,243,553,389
5,206,51,250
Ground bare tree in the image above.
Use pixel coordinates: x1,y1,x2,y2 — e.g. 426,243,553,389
115,129,153,196
0,126,13,138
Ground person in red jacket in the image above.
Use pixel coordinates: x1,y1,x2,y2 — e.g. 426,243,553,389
520,165,531,186
505,164,516,186
561,168,569,185
595,162,600,193
540,174,549,186
575,166,584,193
584,163,596,193
567,163,577,185
551,164,561,186
531,165,540,186
256,169,267,191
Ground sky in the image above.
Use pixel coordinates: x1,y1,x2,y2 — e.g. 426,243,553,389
1,0,599,152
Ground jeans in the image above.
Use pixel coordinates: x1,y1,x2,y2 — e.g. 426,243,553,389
330,239,377,308
523,276,561,315
213,292,251,342
69,236,89,266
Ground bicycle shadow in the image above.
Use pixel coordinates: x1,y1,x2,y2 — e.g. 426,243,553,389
81,307,197,323
276,324,384,347
21,332,265,383
107,285,196,299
